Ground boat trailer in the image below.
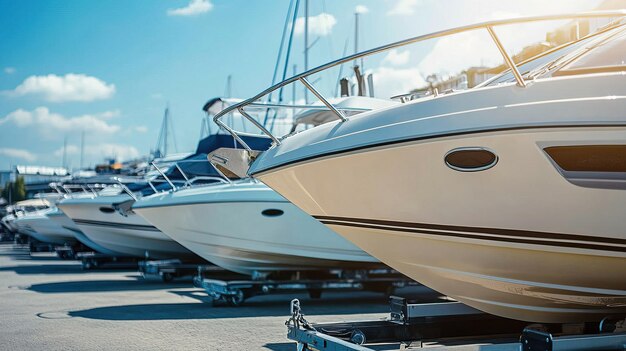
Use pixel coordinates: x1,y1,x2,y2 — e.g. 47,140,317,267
287,297,626,350
77,252,139,270
138,259,216,282
194,269,418,306
54,243,92,260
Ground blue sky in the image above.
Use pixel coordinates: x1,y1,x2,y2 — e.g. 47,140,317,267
0,0,608,170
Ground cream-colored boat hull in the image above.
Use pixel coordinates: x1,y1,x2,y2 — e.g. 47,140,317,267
257,127,626,322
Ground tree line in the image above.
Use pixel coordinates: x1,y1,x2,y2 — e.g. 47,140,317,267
1,177,26,204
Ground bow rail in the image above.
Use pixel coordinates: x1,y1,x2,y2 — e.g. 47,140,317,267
214,10,626,151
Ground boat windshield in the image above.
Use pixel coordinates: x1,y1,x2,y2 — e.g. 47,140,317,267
554,29,626,76
483,24,625,86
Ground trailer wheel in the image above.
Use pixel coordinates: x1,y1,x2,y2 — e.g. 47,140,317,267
350,329,366,345
308,289,322,299
227,289,246,306
162,273,174,282
83,262,92,270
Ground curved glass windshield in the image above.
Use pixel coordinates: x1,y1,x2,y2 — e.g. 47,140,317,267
484,25,625,86
554,30,626,76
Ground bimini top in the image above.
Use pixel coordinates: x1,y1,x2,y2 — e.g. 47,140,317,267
210,10,626,175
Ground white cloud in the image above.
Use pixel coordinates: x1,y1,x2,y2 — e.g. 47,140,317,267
134,126,148,133
151,93,164,99
418,31,502,76
0,109,34,127
0,107,121,136
10,74,115,102
383,49,410,66
371,66,426,98
355,5,369,14
388,0,420,16
294,13,337,37
0,148,37,162
416,10,565,76
54,143,140,162
4,67,16,75
167,0,213,16
96,109,121,120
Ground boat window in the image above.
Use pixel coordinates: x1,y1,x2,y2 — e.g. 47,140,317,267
553,31,626,76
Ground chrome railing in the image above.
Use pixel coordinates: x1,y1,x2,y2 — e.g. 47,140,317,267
214,10,626,151
148,159,230,193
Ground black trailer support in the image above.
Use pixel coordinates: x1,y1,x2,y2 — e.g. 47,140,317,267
77,252,139,270
194,269,418,306
286,297,626,350
138,259,216,282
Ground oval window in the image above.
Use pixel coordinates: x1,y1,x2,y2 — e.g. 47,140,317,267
445,148,498,172
262,209,284,217
99,207,116,214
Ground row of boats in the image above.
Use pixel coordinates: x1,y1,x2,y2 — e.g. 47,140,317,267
2,11,626,326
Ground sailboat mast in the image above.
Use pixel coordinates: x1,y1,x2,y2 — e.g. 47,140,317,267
304,0,309,103
80,131,85,169
62,136,67,170
164,106,169,156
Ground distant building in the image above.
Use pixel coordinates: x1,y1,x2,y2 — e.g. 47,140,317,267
547,0,624,45
0,166,69,198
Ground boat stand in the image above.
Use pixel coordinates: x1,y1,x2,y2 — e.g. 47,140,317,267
194,269,419,307
54,243,91,260
138,259,215,282
28,239,55,253
287,297,626,350
76,252,139,270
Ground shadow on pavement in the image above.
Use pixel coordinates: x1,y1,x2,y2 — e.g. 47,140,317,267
0,264,84,275
69,288,441,321
27,279,189,293
263,343,294,351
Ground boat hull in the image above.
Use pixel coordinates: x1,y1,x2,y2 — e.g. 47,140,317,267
133,181,380,275
58,195,196,259
46,207,124,256
256,126,626,322
13,209,77,245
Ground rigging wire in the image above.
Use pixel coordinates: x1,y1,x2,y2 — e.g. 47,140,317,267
269,0,301,133
263,0,296,127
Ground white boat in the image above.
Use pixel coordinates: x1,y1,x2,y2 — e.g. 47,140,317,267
45,206,125,256
211,12,626,322
9,199,76,245
14,207,77,246
133,178,379,275
57,188,197,259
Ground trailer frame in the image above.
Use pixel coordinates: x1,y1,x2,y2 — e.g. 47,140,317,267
286,297,626,350
194,269,419,306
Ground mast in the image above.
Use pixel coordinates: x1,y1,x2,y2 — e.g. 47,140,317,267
354,11,358,67
62,136,67,170
80,130,85,170
225,74,232,97
155,105,173,158
304,0,309,103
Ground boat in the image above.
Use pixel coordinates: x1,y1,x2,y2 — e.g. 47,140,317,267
132,98,394,276
210,12,626,322
9,198,77,245
15,207,77,246
133,178,380,275
57,186,198,259
45,205,125,256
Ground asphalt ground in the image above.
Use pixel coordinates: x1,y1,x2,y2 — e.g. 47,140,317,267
0,242,440,350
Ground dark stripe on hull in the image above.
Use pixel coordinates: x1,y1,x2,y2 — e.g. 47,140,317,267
315,216,626,253
251,124,626,176
73,219,160,232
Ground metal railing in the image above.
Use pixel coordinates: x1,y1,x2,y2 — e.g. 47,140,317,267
51,159,231,202
214,10,626,151
148,159,230,193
